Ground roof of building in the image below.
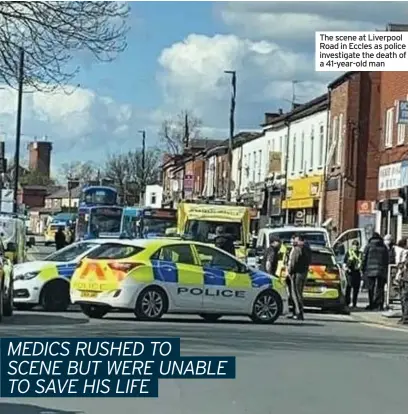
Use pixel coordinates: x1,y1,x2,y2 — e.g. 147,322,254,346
46,186,82,199
263,93,329,130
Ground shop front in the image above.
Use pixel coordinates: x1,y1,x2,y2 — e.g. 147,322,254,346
265,176,283,227
377,162,402,241
281,175,322,225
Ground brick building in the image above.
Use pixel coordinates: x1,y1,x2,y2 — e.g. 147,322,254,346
323,71,381,240
28,140,53,177
377,72,408,240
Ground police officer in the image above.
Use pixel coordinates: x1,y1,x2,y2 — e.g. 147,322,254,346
343,240,362,308
54,226,66,251
214,225,235,256
260,236,281,276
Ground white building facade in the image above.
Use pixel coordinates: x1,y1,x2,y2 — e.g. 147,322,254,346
144,184,163,208
257,95,329,226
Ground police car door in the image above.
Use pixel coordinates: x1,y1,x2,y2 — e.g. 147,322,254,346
151,244,204,311
194,244,251,313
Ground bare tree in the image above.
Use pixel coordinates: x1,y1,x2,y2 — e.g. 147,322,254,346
104,153,129,199
60,161,96,182
104,149,161,203
158,110,202,155
0,1,129,91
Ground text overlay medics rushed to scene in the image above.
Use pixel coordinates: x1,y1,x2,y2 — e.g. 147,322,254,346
0,338,236,398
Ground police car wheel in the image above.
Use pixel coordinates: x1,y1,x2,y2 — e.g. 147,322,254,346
251,290,282,324
80,304,109,319
199,313,222,322
135,287,168,321
41,280,70,312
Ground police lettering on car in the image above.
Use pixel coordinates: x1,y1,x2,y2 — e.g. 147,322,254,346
177,287,246,298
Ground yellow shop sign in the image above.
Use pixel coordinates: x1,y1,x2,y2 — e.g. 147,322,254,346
282,176,323,209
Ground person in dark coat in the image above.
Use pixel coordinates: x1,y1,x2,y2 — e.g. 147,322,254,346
384,234,396,265
260,235,281,276
214,225,235,256
362,232,389,310
286,234,312,320
54,226,66,251
396,248,408,325
343,240,362,308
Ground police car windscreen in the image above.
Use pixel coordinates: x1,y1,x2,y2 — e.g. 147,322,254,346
44,242,97,262
185,220,242,243
85,243,144,260
275,231,327,246
311,251,336,267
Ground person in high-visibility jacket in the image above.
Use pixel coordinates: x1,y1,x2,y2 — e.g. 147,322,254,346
276,243,289,279
343,240,362,308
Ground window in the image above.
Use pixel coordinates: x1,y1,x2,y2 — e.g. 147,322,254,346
318,125,324,166
336,113,344,164
300,132,305,171
310,126,315,169
252,151,256,182
150,193,157,205
385,107,394,147
195,245,244,273
86,243,144,260
291,134,296,173
258,149,262,180
311,251,336,267
331,116,338,164
151,244,196,265
397,124,406,145
271,231,328,246
332,230,362,261
184,220,242,244
44,242,98,262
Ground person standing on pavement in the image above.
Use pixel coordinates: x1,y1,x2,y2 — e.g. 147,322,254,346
54,226,66,251
343,240,362,308
260,235,281,276
362,232,389,311
214,225,236,256
286,234,312,320
384,234,396,265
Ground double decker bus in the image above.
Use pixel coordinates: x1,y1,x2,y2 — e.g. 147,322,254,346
75,186,123,241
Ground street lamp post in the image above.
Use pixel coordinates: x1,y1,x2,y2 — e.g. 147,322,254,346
224,70,236,202
13,47,24,213
138,130,146,205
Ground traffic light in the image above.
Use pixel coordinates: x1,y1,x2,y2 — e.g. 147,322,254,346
399,186,408,217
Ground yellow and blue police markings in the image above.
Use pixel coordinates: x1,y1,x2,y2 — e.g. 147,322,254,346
146,259,281,291
37,263,78,282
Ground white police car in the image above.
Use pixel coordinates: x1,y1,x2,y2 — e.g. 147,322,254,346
70,239,289,324
13,240,108,311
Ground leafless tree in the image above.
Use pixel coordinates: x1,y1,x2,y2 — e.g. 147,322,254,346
104,149,161,203
60,161,96,182
158,110,202,155
0,1,130,91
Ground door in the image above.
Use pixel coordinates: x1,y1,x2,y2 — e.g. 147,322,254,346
150,244,204,311
332,229,364,264
194,244,252,313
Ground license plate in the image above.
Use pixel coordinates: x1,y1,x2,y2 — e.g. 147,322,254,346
304,286,323,293
80,291,98,298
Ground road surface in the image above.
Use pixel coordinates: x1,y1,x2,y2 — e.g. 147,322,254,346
0,310,407,414
27,237,55,261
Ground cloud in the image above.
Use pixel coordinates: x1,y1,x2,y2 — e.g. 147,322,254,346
0,84,155,172
157,33,331,130
218,1,408,45
157,2,408,134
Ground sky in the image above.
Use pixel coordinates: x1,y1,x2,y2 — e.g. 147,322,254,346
1,1,408,177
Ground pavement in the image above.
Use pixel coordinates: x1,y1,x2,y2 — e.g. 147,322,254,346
1,244,406,413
